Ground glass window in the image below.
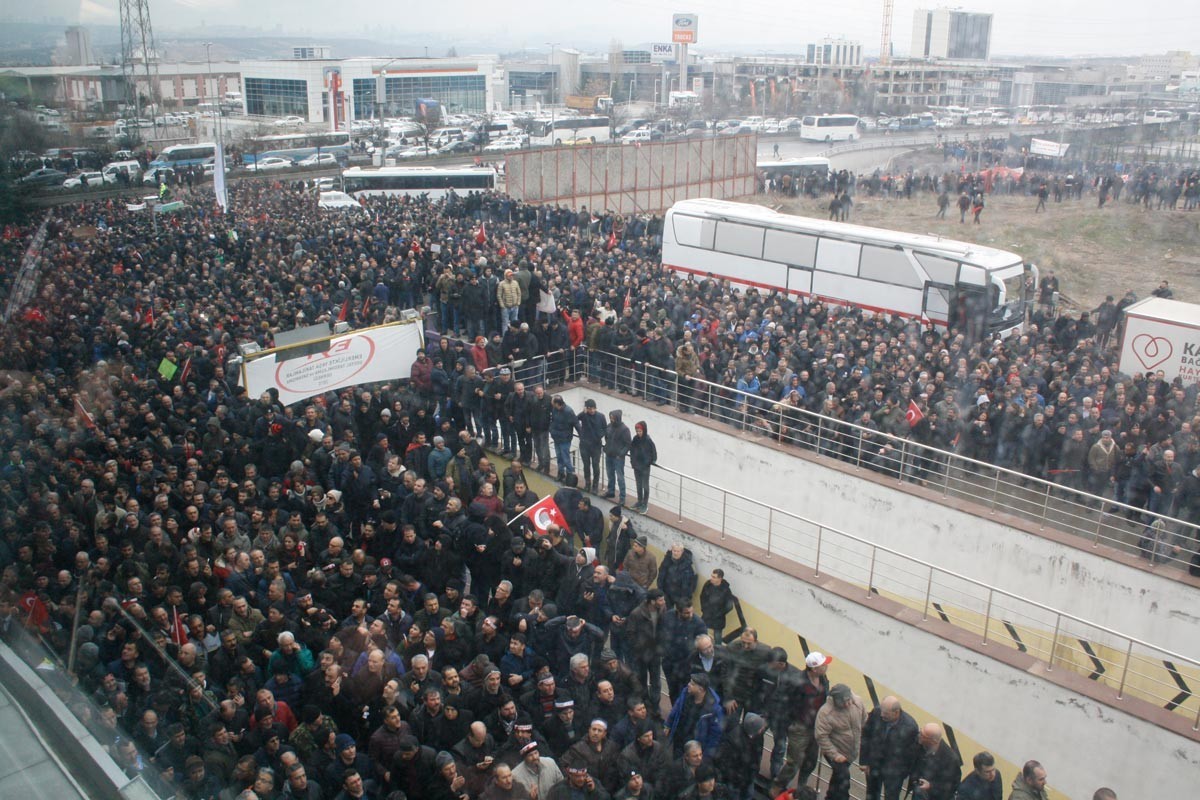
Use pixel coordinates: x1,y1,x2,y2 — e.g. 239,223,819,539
815,238,861,275
244,77,309,118
763,229,818,267
671,214,716,249
714,222,764,258
915,253,959,284
859,246,922,287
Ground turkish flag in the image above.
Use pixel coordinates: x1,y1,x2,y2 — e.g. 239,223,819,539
905,399,925,428
476,221,488,245
170,606,189,646
513,495,571,536
337,298,350,322
19,591,49,631
605,230,617,252
74,396,96,429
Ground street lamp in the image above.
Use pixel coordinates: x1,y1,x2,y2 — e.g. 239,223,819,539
202,42,220,143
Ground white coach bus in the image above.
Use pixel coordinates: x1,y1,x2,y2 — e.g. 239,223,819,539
662,198,1037,336
798,114,861,142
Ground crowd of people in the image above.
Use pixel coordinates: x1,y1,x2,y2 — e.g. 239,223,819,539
0,167,1169,799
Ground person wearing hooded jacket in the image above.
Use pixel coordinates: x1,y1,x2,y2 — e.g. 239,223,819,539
715,712,767,800
628,422,657,514
603,411,632,507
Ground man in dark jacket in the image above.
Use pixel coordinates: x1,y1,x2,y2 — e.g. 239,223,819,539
860,696,920,800
715,712,766,800
603,410,632,506
550,396,578,482
909,723,961,800
577,399,607,494
657,544,696,609
661,601,707,701
699,570,735,643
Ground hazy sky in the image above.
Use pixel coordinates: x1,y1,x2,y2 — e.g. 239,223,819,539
15,0,1200,57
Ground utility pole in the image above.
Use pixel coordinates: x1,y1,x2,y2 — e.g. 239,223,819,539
546,42,560,106
120,0,161,137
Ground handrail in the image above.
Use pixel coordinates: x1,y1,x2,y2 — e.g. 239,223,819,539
606,449,1200,727
585,348,1200,567
636,457,1200,667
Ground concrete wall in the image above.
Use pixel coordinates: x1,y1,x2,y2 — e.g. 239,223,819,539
505,134,757,214
625,508,1200,800
558,388,1200,655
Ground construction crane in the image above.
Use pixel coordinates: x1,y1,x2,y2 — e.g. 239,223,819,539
879,0,893,66
120,0,161,130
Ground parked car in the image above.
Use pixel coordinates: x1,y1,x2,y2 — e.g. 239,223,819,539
19,167,68,186
297,152,339,167
439,140,476,154
317,191,364,210
395,145,436,160
62,171,111,189
247,156,294,171
142,166,175,186
482,138,523,153
273,116,305,127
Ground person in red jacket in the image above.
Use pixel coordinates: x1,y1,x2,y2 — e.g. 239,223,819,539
562,309,584,381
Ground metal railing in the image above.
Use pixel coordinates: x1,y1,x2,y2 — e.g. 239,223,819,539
583,446,1200,728
582,349,1200,570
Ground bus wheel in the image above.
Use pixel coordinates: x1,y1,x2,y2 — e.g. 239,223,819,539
555,139,562,146
589,137,596,143
825,135,832,143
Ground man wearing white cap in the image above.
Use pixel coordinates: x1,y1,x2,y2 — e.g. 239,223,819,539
512,740,565,800
561,719,620,793
768,651,831,797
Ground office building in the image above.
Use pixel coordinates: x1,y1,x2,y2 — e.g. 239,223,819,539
911,8,993,61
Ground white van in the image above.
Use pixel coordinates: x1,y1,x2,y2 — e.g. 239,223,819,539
620,129,652,144
102,160,142,183
429,127,466,146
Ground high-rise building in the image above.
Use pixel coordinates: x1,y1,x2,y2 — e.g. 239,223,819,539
911,8,992,61
63,26,94,66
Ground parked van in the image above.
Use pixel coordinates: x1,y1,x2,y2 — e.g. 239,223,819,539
102,160,142,183
620,129,652,144
429,127,466,146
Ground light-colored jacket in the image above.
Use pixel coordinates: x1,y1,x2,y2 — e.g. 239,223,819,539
498,278,522,309
623,548,659,588
512,754,565,799
814,693,867,762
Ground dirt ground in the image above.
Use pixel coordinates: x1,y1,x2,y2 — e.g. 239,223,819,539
750,179,1200,313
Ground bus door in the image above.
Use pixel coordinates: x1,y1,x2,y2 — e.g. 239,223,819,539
922,283,954,327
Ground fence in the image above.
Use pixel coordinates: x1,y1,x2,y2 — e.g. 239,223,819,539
581,349,1200,570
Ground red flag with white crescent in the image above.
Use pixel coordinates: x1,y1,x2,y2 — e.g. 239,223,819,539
511,495,571,536
476,221,488,245
906,399,925,428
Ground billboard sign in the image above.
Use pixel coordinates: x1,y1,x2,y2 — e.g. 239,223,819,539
243,322,424,406
651,43,676,61
672,13,698,44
